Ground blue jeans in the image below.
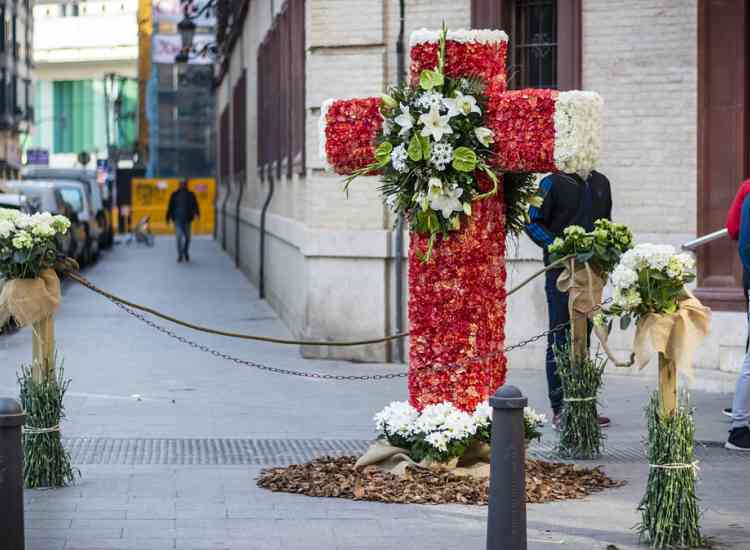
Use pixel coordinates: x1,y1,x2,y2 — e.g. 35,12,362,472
731,302,750,430
544,268,592,414
545,269,568,414
175,220,191,258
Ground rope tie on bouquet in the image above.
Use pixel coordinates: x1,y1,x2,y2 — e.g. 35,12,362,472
563,396,596,403
22,424,61,435
648,460,700,475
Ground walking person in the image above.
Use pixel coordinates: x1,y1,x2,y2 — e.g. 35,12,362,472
166,179,200,263
722,179,750,418
525,170,613,429
726,187,750,451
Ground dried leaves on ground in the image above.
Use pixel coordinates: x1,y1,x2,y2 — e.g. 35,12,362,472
257,456,625,506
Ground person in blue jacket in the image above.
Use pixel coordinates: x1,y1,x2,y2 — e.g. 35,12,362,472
727,194,750,451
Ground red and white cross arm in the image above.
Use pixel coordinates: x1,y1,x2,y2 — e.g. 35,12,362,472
319,89,603,176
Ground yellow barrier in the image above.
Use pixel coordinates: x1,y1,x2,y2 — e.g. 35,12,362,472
131,178,216,235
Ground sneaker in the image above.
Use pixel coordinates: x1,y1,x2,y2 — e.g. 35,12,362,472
177,255,183,263
723,407,733,418
598,416,611,428
185,252,190,262
726,426,750,451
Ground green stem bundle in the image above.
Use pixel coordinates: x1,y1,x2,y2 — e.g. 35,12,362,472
555,341,606,459
18,361,77,488
638,391,703,549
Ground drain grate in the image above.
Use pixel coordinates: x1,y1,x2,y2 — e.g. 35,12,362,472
62,437,748,466
63,438,371,466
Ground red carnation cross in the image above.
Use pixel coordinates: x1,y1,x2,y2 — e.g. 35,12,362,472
321,29,600,412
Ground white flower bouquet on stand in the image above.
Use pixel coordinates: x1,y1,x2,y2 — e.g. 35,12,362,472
0,207,78,489
597,243,710,548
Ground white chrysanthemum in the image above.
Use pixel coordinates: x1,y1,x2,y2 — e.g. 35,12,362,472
413,402,477,450
391,143,408,173
0,208,20,222
553,91,603,177
473,401,492,428
523,407,547,427
430,141,453,171
409,28,509,47
374,401,419,437
32,223,55,238
416,91,444,112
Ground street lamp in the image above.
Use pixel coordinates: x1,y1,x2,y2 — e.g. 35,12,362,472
178,16,196,51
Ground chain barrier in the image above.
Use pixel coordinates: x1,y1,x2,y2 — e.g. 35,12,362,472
66,269,608,382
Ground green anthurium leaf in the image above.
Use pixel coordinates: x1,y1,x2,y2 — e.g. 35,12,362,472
374,141,393,166
408,133,423,162
419,69,444,91
452,146,477,172
420,134,431,159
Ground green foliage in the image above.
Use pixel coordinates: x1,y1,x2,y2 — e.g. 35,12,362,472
18,361,78,488
638,392,703,549
554,341,606,459
548,219,634,275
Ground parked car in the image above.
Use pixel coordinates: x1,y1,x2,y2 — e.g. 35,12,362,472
22,167,114,248
0,192,28,211
1,181,88,265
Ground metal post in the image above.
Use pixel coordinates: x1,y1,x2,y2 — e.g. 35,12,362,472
0,398,26,550
487,385,527,550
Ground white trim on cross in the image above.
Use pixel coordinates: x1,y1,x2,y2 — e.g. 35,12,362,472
409,28,509,47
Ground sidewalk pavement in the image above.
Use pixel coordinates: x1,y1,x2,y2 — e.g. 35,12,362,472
1,236,749,550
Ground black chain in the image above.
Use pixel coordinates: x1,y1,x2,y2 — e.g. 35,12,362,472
106,295,581,382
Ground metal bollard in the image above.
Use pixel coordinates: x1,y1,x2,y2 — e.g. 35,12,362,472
0,398,26,550
486,385,527,550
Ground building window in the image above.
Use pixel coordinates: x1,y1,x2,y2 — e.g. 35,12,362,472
257,0,305,177
470,0,581,90
510,0,557,89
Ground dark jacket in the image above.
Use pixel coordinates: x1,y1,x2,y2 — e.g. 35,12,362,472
166,188,200,224
738,195,750,289
525,171,612,262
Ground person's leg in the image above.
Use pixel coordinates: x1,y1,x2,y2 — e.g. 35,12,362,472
545,269,569,417
175,222,186,261
727,348,750,450
184,222,192,260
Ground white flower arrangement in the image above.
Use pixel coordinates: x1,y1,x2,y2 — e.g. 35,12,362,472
597,243,696,327
373,399,546,462
0,208,70,279
553,91,604,177
409,28,509,47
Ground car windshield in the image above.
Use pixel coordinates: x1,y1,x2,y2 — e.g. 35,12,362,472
59,188,84,213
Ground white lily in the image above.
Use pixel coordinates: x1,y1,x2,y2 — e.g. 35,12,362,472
419,105,453,142
444,91,481,117
394,103,414,136
474,127,494,147
430,186,464,219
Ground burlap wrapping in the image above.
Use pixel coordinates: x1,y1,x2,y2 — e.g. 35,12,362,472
593,291,711,380
630,292,711,382
556,259,606,318
0,269,61,327
355,439,491,479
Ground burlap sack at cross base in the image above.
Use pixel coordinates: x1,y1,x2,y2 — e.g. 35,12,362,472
354,439,491,479
556,259,606,317
0,268,61,327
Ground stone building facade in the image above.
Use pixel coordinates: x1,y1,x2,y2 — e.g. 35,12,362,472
215,0,746,391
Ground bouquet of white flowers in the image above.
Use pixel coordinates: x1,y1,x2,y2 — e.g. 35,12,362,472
597,244,696,330
0,209,70,279
372,400,546,463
